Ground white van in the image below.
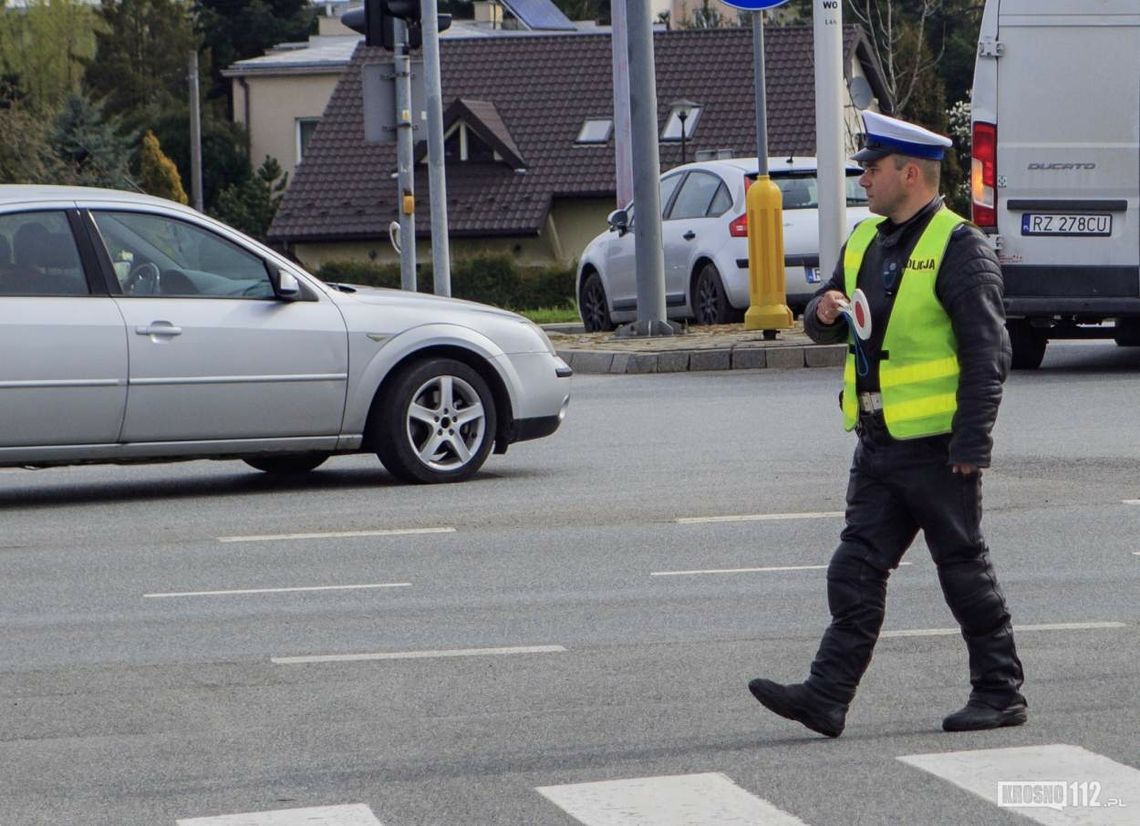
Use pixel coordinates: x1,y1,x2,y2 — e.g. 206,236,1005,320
971,0,1140,368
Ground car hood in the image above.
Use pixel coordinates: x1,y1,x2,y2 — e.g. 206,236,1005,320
323,282,524,322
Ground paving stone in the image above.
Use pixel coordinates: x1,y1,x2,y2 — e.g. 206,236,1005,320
564,351,615,373
731,348,768,370
688,349,732,371
657,351,691,372
765,347,806,369
805,345,846,367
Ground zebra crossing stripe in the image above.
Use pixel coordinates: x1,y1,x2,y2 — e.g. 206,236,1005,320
536,772,810,825
177,803,383,825
898,744,1138,825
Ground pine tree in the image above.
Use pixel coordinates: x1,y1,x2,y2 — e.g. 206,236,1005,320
137,130,189,204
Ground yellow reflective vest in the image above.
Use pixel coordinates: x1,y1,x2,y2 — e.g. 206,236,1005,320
841,207,966,438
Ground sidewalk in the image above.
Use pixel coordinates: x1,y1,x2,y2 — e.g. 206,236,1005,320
546,321,846,375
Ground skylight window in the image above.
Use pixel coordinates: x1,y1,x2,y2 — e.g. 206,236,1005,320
661,105,702,141
576,118,613,144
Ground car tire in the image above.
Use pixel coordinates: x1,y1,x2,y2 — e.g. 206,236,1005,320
579,272,614,332
372,358,497,484
1113,319,1140,347
1007,320,1047,370
692,263,739,325
243,453,329,475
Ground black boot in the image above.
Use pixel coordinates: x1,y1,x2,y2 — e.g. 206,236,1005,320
748,679,847,738
943,697,1027,732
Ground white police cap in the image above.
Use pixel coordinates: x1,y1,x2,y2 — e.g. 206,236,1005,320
852,110,953,163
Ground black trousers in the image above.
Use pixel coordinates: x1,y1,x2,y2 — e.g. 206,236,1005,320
806,425,1025,709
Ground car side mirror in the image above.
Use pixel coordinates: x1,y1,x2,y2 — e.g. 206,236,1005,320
607,208,630,236
271,267,301,300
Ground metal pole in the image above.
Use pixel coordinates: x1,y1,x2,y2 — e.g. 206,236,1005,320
394,20,417,291
420,0,451,297
188,50,203,211
618,0,673,337
610,0,634,207
813,0,846,282
752,13,768,175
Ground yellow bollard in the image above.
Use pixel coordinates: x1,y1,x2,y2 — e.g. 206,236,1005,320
743,174,794,333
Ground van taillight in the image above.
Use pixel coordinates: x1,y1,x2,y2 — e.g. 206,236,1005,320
729,214,748,237
971,121,997,230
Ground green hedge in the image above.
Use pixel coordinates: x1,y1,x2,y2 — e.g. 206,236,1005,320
314,254,576,311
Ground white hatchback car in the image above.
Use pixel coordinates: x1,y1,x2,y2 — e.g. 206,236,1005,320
576,156,872,330
0,186,571,483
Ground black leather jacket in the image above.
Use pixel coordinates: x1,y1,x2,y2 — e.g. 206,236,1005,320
804,197,1011,467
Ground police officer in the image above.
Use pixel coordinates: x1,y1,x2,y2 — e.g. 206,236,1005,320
748,111,1026,737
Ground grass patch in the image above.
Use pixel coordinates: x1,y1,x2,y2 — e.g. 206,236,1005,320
520,303,581,324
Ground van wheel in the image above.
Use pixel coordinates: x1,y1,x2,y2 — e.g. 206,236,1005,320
1008,321,1047,370
1113,319,1140,347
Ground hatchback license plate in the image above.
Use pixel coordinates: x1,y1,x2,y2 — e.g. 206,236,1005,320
1021,213,1112,236
805,266,821,284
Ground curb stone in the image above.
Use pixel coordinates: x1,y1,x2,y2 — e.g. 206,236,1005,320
556,343,846,374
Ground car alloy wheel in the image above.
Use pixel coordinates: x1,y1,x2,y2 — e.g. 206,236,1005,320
693,263,733,325
580,272,614,332
374,358,497,483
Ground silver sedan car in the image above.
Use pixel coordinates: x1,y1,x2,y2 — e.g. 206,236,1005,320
0,186,571,483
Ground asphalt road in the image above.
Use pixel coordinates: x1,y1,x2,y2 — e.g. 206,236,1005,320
2,340,1138,825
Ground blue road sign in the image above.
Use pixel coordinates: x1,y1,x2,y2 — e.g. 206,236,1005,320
719,0,790,10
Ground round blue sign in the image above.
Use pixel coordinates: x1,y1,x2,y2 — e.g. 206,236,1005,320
719,0,791,9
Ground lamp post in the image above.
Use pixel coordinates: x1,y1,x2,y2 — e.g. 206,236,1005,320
671,98,698,165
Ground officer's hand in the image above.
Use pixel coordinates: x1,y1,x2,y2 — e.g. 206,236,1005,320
817,290,848,325
952,463,979,475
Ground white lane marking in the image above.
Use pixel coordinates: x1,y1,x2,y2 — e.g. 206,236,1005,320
272,645,566,665
217,527,455,543
676,512,844,525
652,562,912,577
144,582,410,599
536,772,810,826
178,803,383,825
1123,500,1140,505
899,745,1139,825
881,621,1126,639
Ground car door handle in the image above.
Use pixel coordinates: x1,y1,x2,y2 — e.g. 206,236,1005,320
683,230,696,240
135,323,183,337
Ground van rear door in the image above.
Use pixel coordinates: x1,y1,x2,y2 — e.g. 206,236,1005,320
991,0,1140,314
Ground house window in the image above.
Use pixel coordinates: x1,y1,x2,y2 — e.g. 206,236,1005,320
442,122,496,162
661,105,702,141
576,118,613,144
296,118,320,163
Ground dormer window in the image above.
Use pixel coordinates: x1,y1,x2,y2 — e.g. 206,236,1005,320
576,118,613,145
444,122,497,162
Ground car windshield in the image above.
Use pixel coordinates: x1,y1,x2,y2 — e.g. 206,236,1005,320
767,172,869,210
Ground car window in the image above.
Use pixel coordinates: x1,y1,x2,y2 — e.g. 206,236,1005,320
667,171,724,220
659,173,683,216
771,173,869,209
0,211,90,296
91,211,274,298
708,182,733,216
846,172,869,206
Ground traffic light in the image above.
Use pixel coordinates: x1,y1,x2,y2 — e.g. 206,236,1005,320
342,1,450,51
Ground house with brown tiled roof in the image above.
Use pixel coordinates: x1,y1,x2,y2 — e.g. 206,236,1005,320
268,26,890,271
